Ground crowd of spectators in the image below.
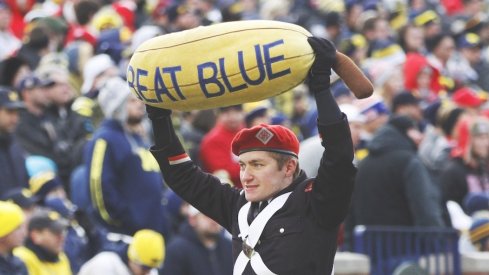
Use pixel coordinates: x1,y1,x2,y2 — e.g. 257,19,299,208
2,0,489,273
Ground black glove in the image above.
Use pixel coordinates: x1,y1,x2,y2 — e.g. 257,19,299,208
307,37,337,92
307,37,342,124
146,104,172,120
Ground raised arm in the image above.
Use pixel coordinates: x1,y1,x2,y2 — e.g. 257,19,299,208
146,106,240,231
307,37,357,229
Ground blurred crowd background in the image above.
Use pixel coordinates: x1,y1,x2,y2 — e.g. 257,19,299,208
2,0,489,274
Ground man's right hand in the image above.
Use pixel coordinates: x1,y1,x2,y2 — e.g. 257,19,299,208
146,104,172,120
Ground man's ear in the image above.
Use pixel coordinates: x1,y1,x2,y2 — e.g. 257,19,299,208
285,158,298,177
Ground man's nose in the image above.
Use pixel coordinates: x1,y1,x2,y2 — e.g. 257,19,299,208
241,167,253,182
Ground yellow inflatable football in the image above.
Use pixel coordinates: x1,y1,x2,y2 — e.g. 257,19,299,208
127,20,372,111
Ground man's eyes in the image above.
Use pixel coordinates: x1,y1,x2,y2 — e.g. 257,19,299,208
239,163,264,169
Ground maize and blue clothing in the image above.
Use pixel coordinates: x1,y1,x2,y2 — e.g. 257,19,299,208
83,119,169,237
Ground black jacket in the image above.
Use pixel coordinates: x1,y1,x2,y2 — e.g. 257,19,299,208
352,124,445,227
440,157,489,209
15,105,92,187
151,117,356,275
15,110,55,160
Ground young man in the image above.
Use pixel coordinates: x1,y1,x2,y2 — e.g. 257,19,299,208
13,209,71,275
83,76,169,237
0,88,29,196
147,37,356,274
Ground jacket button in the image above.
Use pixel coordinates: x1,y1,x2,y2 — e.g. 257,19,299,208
279,228,284,233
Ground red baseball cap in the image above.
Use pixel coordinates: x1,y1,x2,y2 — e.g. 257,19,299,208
231,124,299,157
452,87,484,108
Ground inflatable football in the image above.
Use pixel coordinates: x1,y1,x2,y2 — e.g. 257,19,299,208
127,20,372,111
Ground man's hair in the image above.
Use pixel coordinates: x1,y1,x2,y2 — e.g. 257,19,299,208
75,0,101,25
268,152,301,178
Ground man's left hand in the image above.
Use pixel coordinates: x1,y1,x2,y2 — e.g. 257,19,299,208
307,37,337,77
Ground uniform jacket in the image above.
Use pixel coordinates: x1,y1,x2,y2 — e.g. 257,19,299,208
161,222,233,275
0,133,28,196
151,117,356,275
352,124,445,227
83,119,168,236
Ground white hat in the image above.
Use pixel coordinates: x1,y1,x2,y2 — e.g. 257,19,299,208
98,77,131,120
81,54,116,95
339,103,366,123
130,25,161,53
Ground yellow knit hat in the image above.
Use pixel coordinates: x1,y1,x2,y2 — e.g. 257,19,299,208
0,201,25,238
127,229,165,268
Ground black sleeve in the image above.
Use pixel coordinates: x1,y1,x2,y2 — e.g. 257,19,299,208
311,116,356,229
149,116,241,232
310,79,342,126
439,159,469,207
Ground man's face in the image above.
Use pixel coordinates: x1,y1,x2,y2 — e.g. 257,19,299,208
0,223,26,251
31,228,66,255
0,108,20,134
407,127,424,147
128,261,153,275
27,87,51,108
0,8,11,31
416,67,432,90
126,94,145,125
434,36,455,63
404,26,424,52
219,108,244,132
374,18,392,41
471,133,489,160
190,212,223,239
462,47,482,65
397,105,423,122
239,151,293,202
174,10,201,31
47,75,75,107
349,121,363,147
93,67,119,92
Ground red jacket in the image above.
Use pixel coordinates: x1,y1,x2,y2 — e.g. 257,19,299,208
200,123,242,187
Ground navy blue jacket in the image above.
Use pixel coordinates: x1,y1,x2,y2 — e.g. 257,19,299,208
0,253,28,275
0,133,28,196
161,222,232,275
84,119,168,236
